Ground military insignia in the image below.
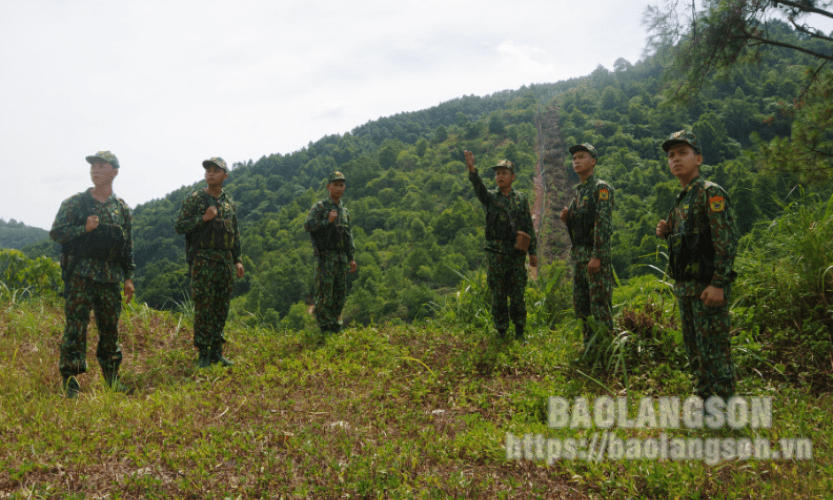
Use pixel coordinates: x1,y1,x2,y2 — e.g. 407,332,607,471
709,196,725,212
599,189,609,201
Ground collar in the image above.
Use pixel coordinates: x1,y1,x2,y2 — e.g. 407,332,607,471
202,187,225,199
328,197,342,206
573,174,596,191
87,188,117,204
675,176,704,203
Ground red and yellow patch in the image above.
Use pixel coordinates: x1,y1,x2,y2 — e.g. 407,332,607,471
599,189,609,201
709,196,725,212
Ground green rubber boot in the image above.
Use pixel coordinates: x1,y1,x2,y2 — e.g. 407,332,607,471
197,349,212,369
211,347,234,367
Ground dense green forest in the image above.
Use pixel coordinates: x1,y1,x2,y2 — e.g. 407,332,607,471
0,219,49,250
21,20,832,331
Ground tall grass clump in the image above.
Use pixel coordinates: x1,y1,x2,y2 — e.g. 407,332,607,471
734,190,833,390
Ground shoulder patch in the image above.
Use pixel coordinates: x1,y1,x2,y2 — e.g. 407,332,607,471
599,188,609,201
709,196,725,212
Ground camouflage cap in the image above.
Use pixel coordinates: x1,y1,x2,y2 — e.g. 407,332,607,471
662,129,701,154
85,151,120,169
568,143,598,159
492,159,516,173
202,157,228,173
328,171,346,183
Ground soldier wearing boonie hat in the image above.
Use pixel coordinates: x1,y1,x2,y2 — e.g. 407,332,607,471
560,143,615,351
656,129,738,401
304,171,357,338
49,150,135,397
463,150,538,342
175,156,244,368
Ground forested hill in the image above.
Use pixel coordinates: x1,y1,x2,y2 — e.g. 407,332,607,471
21,20,832,329
0,219,49,250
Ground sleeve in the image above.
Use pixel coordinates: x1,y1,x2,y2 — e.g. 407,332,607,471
174,192,205,235
663,203,676,241
592,184,614,260
703,186,738,289
468,170,493,208
522,194,537,256
346,208,355,261
232,203,243,264
121,202,136,280
303,202,328,232
49,195,87,244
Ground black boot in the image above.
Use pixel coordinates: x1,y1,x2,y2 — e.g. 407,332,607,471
62,375,80,398
497,328,508,340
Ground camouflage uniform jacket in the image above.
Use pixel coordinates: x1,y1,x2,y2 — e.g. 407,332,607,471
304,198,355,262
174,189,242,266
665,176,738,297
566,174,614,262
468,170,537,256
50,189,135,283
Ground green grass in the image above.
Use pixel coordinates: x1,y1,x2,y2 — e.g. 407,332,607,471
0,291,830,499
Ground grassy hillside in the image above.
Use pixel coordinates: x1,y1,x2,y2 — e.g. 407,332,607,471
1,275,830,498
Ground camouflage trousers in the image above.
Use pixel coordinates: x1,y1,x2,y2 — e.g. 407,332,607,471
572,258,614,344
60,274,122,378
486,251,528,331
314,253,349,333
678,285,735,400
192,256,233,350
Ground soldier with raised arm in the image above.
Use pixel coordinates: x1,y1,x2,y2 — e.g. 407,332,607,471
464,151,538,342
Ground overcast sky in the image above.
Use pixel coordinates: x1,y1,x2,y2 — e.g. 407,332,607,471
1,0,654,230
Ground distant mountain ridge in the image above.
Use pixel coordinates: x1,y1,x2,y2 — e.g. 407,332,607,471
0,219,49,250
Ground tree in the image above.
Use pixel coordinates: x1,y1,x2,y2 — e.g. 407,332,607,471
488,111,506,135
416,138,428,158
643,0,833,180
378,144,398,169
433,125,448,143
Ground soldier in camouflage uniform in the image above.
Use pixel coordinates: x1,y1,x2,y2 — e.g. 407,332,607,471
559,144,615,347
50,151,135,397
175,157,245,368
464,151,538,341
304,171,357,336
656,130,738,401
